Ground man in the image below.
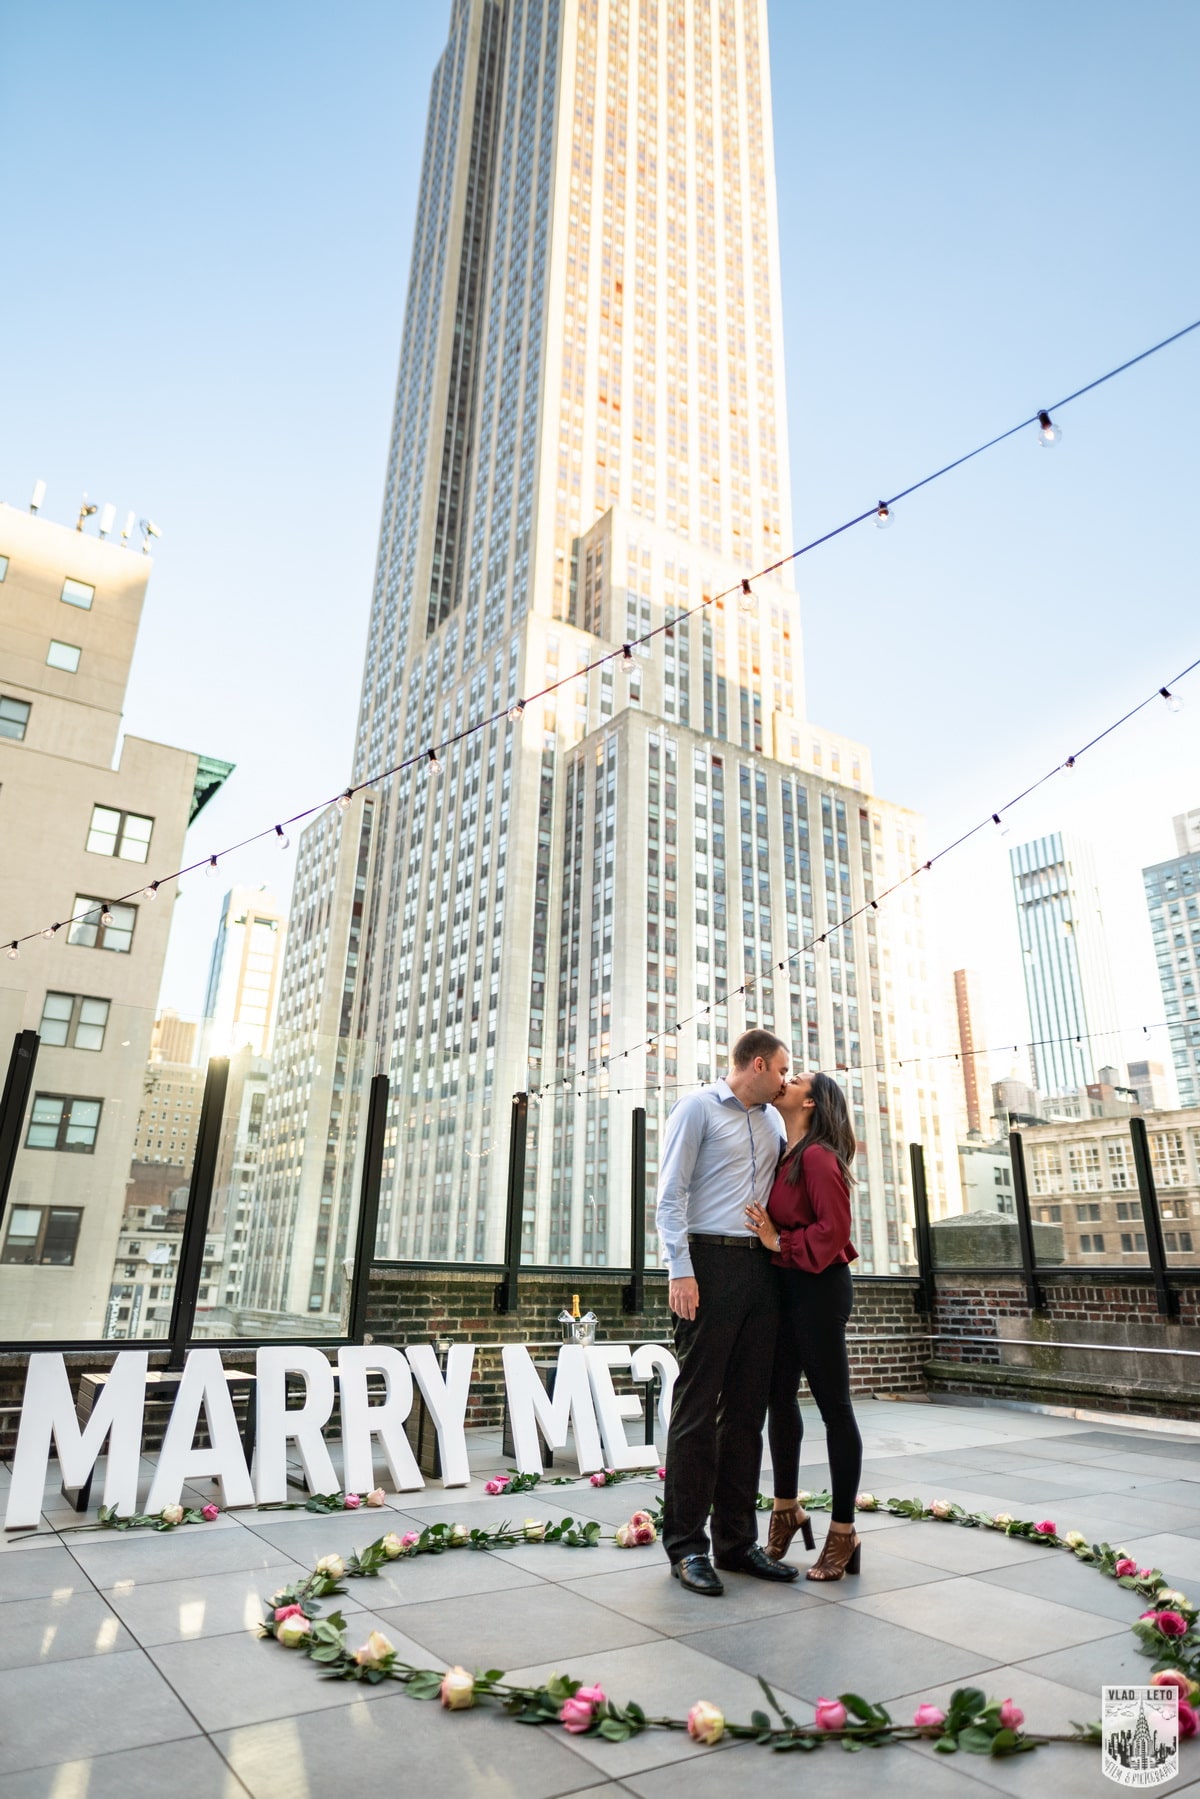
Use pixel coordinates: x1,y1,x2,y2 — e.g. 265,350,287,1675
655,1028,798,1595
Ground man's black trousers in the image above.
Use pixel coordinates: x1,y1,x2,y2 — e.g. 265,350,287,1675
662,1240,779,1563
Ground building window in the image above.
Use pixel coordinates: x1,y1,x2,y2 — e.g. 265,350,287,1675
68,896,136,953
39,992,111,1051
1079,1233,1105,1253
0,554,8,580
1,1205,83,1265
1120,1231,1147,1253
47,641,81,673
86,805,154,862
61,577,95,610
25,1093,103,1152
0,696,31,741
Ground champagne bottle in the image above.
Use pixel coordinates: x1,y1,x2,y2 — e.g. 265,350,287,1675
571,1292,581,1320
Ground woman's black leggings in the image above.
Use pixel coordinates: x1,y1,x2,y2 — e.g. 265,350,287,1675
767,1262,863,1525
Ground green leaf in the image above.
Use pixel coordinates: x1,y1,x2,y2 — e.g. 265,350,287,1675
750,1710,772,1730
839,1693,883,1725
757,1677,797,1728
598,1718,631,1741
934,1735,958,1753
959,1725,996,1755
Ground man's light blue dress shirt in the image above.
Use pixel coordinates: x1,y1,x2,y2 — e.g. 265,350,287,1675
654,1078,787,1280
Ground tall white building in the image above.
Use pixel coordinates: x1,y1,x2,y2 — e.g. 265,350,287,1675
1011,832,1120,1096
268,0,960,1281
199,884,284,1061
1143,809,1200,1108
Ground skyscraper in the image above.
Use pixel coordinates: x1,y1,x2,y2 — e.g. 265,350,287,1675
1010,831,1120,1095
268,0,961,1281
1143,808,1200,1108
952,968,992,1137
199,884,284,1061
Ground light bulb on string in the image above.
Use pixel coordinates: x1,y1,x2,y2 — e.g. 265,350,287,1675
992,813,1010,838
6,941,18,961
1036,410,1062,447
738,578,755,613
1160,686,1183,714
1063,756,1076,775
274,825,290,850
141,882,159,901
620,643,635,673
205,856,219,879
336,788,354,813
41,923,59,940
100,906,113,927
507,700,525,722
874,500,894,530
427,748,442,776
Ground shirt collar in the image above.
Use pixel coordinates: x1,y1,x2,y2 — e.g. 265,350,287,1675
714,1077,764,1111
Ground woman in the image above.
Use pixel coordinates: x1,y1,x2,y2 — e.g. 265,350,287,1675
745,1072,864,1580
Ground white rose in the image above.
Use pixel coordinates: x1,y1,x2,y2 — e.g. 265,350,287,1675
315,1554,345,1579
381,1532,403,1559
276,1614,313,1649
353,1629,395,1669
160,1504,185,1526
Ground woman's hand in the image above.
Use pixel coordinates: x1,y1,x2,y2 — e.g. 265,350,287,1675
745,1201,781,1252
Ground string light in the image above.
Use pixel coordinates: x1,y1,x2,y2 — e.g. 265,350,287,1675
1063,756,1076,774
99,906,113,927
41,923,59,940
1036,409,1063,447
204,856,219,879
507,700,526,722
6,942,18,960
1161,686,1183,714
274,825,290,850
141,882,159,901
4,318,1200,961
738,577,756,612
874,500,894,529
427,748,442,776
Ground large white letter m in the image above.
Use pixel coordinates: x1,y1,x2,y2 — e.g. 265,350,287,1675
6,1352,147,1529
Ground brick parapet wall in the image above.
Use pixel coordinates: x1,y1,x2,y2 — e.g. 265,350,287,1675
0,1268,932,1450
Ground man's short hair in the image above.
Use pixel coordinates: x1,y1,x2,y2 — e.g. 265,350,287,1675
731,1029,789,1069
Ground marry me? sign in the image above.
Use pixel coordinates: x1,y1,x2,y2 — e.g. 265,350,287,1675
4,1340,679,1530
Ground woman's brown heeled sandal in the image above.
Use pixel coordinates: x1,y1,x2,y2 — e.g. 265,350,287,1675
805,1529,861,1580
765,1504,816,1561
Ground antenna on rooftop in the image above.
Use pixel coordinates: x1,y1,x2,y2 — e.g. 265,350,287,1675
139,518,161,554
98,503,115,539
29,480,45,514
76,493,98,532
120,510,135,548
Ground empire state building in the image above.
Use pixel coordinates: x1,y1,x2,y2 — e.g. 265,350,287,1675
255,0,959,1317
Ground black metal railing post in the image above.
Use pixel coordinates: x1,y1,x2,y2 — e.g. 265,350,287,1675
347,1073,389,1343
623,1106,647,1314
166,1057,229,1369
1008,1130,1044,1311
1130,1114,1179,1319
909,1142,936,1315
493,1092,528,1313
0,1030,39,1240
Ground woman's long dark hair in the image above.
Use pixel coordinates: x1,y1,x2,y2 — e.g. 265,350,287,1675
783,1072,857,1188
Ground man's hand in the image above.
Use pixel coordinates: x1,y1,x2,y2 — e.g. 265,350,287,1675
669,1276,699,1320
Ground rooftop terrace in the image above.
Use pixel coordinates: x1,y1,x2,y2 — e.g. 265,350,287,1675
4,1396,1200,1796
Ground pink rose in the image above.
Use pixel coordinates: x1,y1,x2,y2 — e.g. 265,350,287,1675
485,1477,511,1496
1139,1568,1155,1580
814,1698,847,1732
1151,1670,1194,1699
366,1488,386,1507
657,1466,667,1479
687,1700,725,1744
343,1493,361,1509
1115,1558,1138,1577
273,1603,305,1622
440,1666,475,1710
560,1684,606,1733
1157,1610,1189,1637
633,1521,657,1546
400,1531,420,1548
201,1503,219,1522
913,1703,946,1730
1033,1520,1057,1537
590,1472,607,1487
999,1699,1024,1731
1180,1702,1199,1740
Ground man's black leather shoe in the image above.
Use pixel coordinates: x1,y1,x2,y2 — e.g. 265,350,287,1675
715,1544,800,1582
670,1554,724,1595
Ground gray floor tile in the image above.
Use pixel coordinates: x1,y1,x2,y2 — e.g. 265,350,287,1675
843,1572,1126,1661
674,1601,999,1703
1021,1630,1167,1691
504,1636,807,1781
66,1525,297,1590
559,1562,820,1636
1116,1533,1200,1581
1048,1493,1200,1537
0,1736,247,1799
104,1560,341,1646
622,1737,1003,1797
858,1521,1058,1575
0,1545,86,1602
146,1608,424,1732
974,1551,1158,1623
0,1649,200,1775
0,1589,134,1670
339,1543,548,1607
796,1538,970,1602
214,1691,593,1799
899,1734,1183,1798
882,1659,1098,1722
373,1581,662,1669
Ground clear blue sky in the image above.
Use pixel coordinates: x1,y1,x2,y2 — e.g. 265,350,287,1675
4,2,1199,1081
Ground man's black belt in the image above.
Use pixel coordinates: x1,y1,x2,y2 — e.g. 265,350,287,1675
688,1232,764,1248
